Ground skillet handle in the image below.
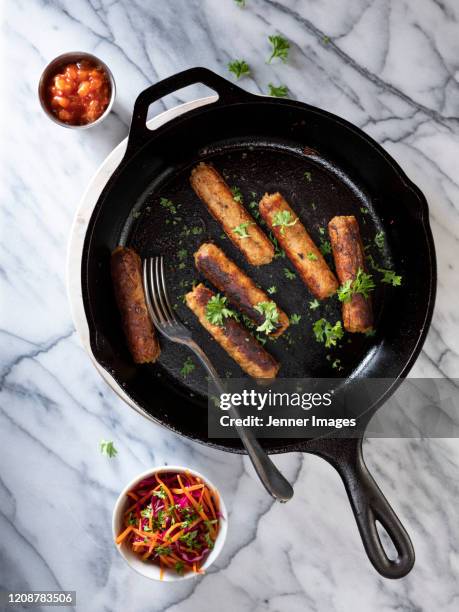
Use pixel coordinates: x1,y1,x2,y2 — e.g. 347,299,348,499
127,67,253,151
335,439,415,578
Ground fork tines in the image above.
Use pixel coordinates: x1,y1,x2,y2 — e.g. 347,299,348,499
143,256,177,329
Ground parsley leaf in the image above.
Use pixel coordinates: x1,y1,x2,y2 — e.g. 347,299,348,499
234,0,245,6
272,210,298,235
155,545,172,556
268,83,288,97
284,267,296,280
228,59,250,79
337,268,375,302
204,532,214,549
320,239,332,255
255,301,279,334
309,299,320,310
313,318,344,348
304,171,312,182
307,252,318,261
267,285,277,295
231,186,244,203
290,313,302,325
175,561,185,574
233,222,254,238
153,487,167,499
267,34,290,63
160,198,177,214
380,269,402,286
206,294,237,326
180,356,195,377
100,440,117,458
179,529,200,549
374,231,385,249
177,248,187,260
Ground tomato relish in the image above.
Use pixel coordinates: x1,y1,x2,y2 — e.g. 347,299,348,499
46,60,111,126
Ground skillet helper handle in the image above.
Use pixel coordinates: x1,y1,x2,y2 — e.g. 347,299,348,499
187,342,293,503
337,441,415,579
128,67,253,151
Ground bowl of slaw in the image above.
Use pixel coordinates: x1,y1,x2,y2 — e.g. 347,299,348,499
112,466,228,581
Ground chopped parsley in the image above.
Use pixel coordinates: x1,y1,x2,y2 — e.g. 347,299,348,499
290,313,302,325
284,267,296,280
366,254,402,287
267,34,290,63
304,171,312,182
332,358,343,371
228,59,250,79
179,529,200,549
153,487,167,499
206,294,237,325
272,210,298,235
180,356,195,377
322,35,331,44
175,561,185,574
231,186,244,203
267,285,277,295
320,239,332,255
254,301,279,334
306,252,318,261
360,207,369,214
380,269,402,286
204,532,214,549
155,545,172,556
100,440,117,458
177,248,187,260
374,231,385,249
309,299,320,310
313,318,344,348
234,0,245,6
337,268,375,302
233,222,254,238
159,197,177,214
268,83,288,97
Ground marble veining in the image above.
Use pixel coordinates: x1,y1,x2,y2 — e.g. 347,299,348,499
1,1,459,610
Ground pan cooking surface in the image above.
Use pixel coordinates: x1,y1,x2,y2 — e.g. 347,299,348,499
123,142,392,401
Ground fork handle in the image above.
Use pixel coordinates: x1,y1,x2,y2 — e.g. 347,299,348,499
187,342,294,502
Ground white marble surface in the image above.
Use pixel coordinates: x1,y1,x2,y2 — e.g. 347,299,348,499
1,1,459,610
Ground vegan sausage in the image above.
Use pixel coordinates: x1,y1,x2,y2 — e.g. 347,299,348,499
185,283,280,379
259,192,338,299
194,243,289,338
328,215,373,333
111,246,161,363
190,163,274,265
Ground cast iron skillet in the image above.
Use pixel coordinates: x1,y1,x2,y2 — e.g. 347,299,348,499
82,68,436,578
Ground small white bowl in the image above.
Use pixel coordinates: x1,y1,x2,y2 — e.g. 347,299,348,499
112,466,228,581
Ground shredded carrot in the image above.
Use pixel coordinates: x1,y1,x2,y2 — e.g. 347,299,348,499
159,560,164,581
177,475,210,523
171,484,204,494
127,491,139,501
115,525,133,544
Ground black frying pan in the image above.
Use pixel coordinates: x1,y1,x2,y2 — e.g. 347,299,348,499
81,68,436,578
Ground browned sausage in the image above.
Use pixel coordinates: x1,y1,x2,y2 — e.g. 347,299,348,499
194,243,289,338
190,163,274,266
111,246,160,363
259,193,338,299
328,215,373,333
185,283,280,379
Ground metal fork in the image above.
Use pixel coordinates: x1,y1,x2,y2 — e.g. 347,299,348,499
142,256,293,502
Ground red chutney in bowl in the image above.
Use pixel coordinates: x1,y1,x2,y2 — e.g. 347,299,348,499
115,471,221,579
46,60,111,126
